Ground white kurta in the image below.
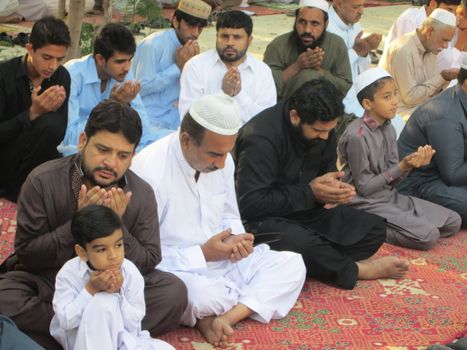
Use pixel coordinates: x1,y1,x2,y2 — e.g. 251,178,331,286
50,257,174,350
179,49,277,124
327,6,371,117
131,132,306,326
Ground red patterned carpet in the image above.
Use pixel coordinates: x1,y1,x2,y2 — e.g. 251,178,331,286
0,198,466,349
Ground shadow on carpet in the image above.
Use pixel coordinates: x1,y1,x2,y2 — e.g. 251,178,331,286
0,198,465,349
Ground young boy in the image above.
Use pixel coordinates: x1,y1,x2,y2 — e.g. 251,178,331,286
338,67,461,250
50,205,174,350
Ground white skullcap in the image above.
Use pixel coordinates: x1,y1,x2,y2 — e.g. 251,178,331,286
299,0,329,13
429,8,457,27
355,67,392,95
189,94,242,136
462,52,467,69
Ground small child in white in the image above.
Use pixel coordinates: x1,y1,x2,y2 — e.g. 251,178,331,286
338,67,461,250
50,205,174,350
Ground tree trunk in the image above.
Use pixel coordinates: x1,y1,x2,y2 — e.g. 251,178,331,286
103,0,112,23
57,0,66,19
65,0,86,61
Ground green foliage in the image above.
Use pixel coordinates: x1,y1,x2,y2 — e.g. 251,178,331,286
79,22,95,56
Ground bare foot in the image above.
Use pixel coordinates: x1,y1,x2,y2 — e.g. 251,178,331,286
0,14,22,23
196,315,234,348
357,256,409,280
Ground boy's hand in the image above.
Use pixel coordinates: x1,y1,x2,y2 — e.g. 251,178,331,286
106,269,124,293
86,270,114,295
399,145,435,171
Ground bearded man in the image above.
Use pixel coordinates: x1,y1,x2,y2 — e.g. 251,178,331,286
0,100,187,350
179,10,276,124
263,0,352,100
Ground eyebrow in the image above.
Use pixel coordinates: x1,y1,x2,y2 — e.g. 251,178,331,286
91,236,124,249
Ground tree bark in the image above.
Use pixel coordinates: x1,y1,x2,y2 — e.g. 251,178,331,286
57,0,66,19
103,0,112,23
65,0,86,61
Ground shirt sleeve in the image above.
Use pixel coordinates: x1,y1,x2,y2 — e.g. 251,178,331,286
391,47,447,107
178,58,211,120
63,67,81,148
263,41,287,98
235,134,316,221
426,117,467,186
0,81,31,145
133,39,181,97
15,176,76,271
120,181,161,275
53,264,93,331
340,130,403,197
119,261,146,334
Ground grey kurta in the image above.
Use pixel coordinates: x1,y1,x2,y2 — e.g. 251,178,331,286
263,31,352,100
338,114,459,249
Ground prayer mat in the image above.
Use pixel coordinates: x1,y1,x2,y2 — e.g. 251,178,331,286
0,198,465,349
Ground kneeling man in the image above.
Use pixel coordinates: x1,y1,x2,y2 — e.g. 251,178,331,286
132,95,306,348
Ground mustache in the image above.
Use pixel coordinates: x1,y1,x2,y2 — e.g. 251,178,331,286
301,33,315,40
94,166,117,177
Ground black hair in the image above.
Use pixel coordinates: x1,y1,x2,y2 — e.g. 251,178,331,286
356,76,394,105
295,7,329,23
216,11,253,36
435,0,461,6
180,112,205,146
458,67,467,84
173,9,208,28
84,99,142,148
71,205,122,248
29,16,71,50
288,79,344,124
93,23,136,60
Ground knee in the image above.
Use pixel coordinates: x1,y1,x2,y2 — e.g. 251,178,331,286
415,229,440,251
89,293,119,315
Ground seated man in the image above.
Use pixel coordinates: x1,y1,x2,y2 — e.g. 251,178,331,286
0,0,50,22
383,0,461,71
131,95,306,348
397,54,467,226
179,11,276,124
234,79,409,291
132,0,211,131
379,9,458,121
0,16,70,202
263,0,352,100
62,23,151,155
0,100,187,350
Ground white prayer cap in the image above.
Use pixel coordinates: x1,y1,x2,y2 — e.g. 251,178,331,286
462,52,467,69
299,0,329,13
189,94,242,136
355,67,392,95
429,8,457,27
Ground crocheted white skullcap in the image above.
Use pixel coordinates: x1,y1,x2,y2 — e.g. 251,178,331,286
429,8,457,27
189,94,242,136
299,0,329,12
355,67,392,95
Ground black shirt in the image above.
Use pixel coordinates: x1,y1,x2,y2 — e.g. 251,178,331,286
234,102,337,221
0,55,70,146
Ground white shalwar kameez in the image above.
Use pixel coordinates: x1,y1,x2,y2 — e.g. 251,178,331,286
131,132,306,326
50,257,174,350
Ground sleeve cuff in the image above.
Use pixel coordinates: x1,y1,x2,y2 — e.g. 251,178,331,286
383,164,404,183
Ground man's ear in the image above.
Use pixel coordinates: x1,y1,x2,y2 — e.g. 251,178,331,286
25,43,33,56
289,109,301,127
180,131,191,151
75,244,88,262
94,53,105,67
78,133,88,151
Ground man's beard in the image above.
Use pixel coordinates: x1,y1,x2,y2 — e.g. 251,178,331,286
291,122,323,148
292,25,326,52
81,152,119,188
216,45,247,63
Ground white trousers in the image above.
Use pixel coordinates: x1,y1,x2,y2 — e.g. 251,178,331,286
175,244,306,326
54,293,174,350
